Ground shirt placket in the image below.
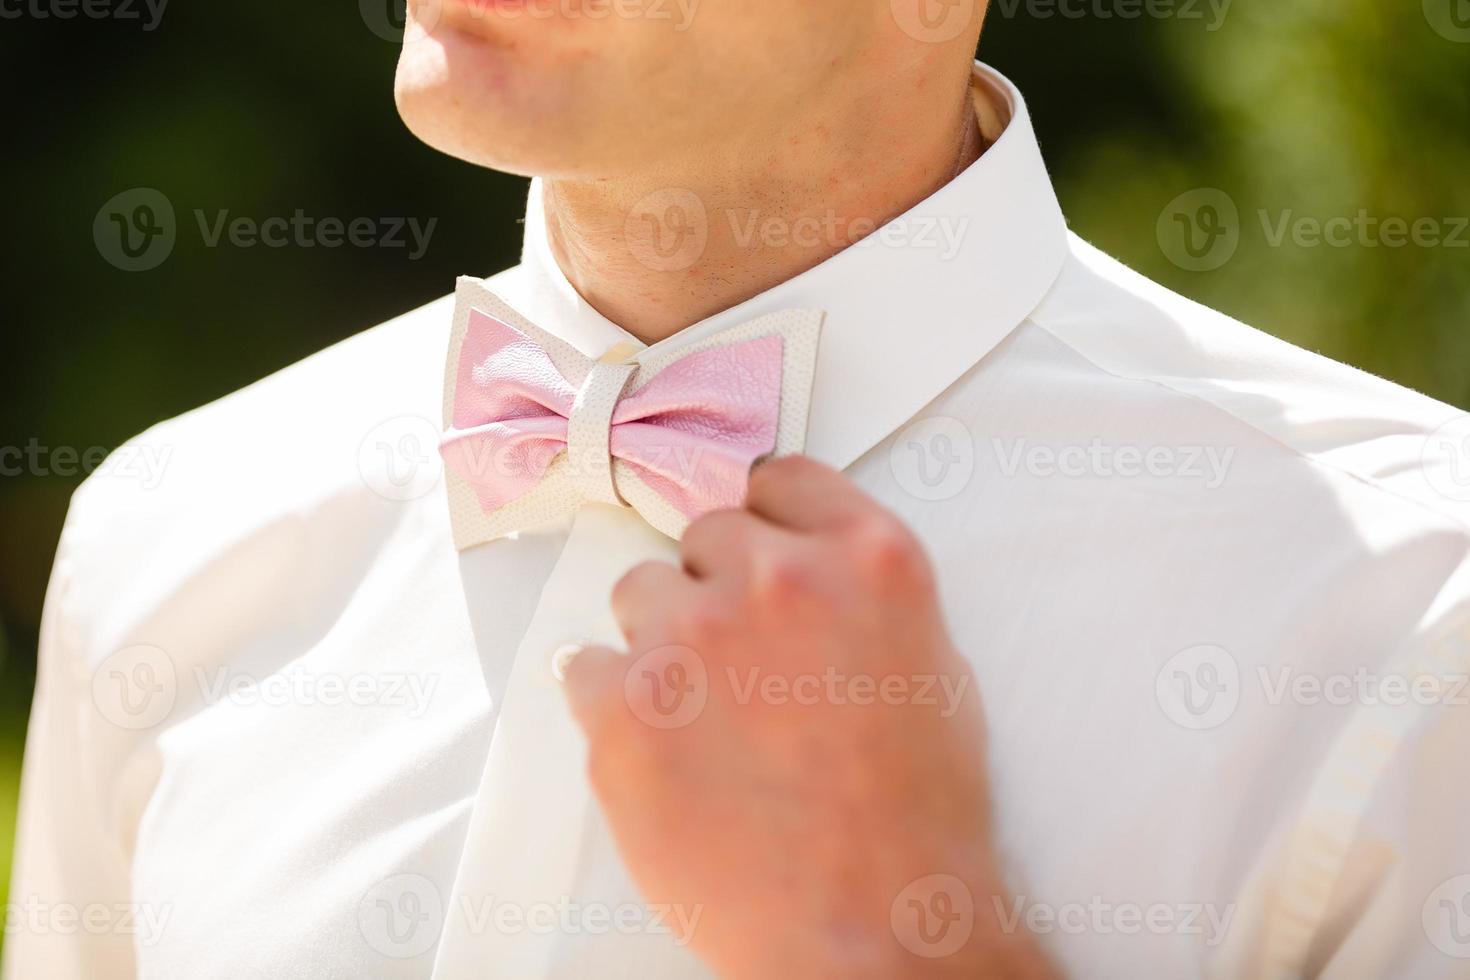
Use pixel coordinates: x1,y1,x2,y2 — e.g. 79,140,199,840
431,502,709,979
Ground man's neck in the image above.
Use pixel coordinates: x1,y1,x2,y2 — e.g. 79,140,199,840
541,71,984,346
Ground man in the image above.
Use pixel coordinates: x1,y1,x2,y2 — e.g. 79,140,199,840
7,0,1469,977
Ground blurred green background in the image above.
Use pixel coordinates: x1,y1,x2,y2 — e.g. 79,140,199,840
0,0,1466,935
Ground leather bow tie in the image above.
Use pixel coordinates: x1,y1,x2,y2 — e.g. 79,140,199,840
439,278,823,546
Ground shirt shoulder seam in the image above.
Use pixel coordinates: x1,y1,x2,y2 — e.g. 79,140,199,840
1024,315,1470,539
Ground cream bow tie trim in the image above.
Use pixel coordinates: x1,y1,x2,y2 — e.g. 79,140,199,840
440,278,824,547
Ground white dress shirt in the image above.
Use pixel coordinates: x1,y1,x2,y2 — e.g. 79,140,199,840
7,62,1470,980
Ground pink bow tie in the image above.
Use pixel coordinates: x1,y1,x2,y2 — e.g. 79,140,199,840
439,281,823,544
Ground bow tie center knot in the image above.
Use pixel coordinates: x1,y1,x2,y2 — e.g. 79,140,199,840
567,359,637,508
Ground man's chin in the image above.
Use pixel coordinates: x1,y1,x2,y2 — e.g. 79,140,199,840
393,35,539,176
395,19,613,177
394,92,536,177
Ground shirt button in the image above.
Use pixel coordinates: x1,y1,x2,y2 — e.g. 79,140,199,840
551,642,587,683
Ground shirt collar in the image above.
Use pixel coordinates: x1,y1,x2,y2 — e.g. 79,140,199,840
507,61,1068,471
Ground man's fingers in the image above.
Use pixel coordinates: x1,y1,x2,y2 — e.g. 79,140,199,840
610,560,699,647
560,643,628,736
680,508,792,580
746,455,873,532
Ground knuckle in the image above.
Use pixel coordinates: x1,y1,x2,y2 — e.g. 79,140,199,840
752,551,818,605
851,516,929,587
674,596,736,643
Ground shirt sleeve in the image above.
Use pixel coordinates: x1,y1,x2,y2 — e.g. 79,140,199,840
3,500,140,979
1236,559,1470,979
1312,666,1470,978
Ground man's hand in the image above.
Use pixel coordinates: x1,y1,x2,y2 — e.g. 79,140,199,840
562,456,1053,979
